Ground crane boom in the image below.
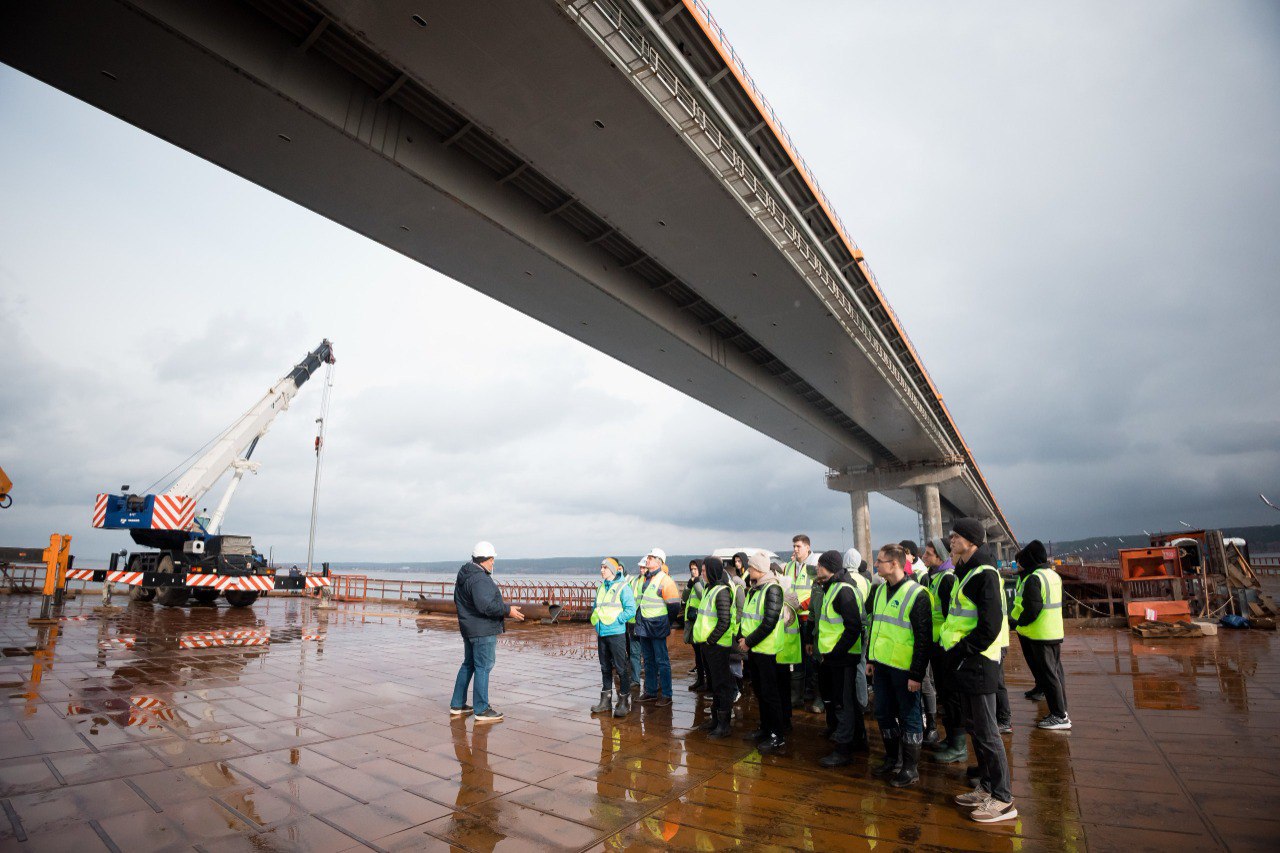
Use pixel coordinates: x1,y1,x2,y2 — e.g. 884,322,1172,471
169,340,334,507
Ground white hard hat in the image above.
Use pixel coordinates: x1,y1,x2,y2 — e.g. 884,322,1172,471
645,547,667,563
472,541,496,560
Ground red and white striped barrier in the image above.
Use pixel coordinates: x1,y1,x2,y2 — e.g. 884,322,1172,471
179,628,271,649
98,636,136,650
67,568,96,582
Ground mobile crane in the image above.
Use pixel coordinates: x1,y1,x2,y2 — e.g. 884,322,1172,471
83,340,335,607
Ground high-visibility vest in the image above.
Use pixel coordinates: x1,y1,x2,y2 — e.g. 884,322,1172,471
927,570,956,643
1013,569,1065,641
692,583,736,646
626,575,642,624
684,580,705,621
777,603,802,664
637,572,671,620
784,559,813,616
998,576,1011,648
817,581,865,655
591,580,625,627
868,580,925,670
939,565,1004,661
741,580,785,654
849,572,869,602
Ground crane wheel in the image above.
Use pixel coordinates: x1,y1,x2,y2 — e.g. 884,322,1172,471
191,588,220,605
127,554,157,602
154,555,190,607
224,590,260,608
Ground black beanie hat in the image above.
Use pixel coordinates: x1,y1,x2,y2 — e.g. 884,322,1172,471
1016,540,1048,569
951,517,986,546
702,555,725,585
817,549,843,574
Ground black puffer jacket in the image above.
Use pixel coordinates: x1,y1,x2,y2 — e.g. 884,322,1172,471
942,545,1005,694
742,581,784,649
454,562,508,639
812,569,864,666
701,557,736,645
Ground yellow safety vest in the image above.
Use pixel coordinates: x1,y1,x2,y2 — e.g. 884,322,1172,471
626,575,642,625
591,580,625,627
868,580,925,670
741,580,786,654
684,580,705,621
817,581,865,655
927,570,955,643
637,572,670,620
1013,569,1064,641
784,559,813,616
849,572,869,602
939,565,1004,661
692,583,736,646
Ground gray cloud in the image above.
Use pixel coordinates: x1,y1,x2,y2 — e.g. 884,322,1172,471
3,1,1279,561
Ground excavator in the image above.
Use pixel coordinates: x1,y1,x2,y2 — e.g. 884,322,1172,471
84,340,335,607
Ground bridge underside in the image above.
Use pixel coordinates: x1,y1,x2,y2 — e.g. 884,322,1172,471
0,0,1010,543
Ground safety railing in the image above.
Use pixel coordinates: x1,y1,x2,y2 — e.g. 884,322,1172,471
329,575,599,620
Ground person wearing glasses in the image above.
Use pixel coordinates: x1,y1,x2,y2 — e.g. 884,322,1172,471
866,544,932,788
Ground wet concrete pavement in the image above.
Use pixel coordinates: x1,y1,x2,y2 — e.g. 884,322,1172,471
0,593,1277,852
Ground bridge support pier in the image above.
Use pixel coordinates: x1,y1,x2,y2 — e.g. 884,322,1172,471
849,490,872,562
917,483,943,545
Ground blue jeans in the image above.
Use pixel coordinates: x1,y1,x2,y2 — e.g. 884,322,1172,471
638,635,672,697
451,634,498,714
873,664,923,739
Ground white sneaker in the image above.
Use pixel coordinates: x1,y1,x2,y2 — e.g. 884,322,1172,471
1037,714,1072,730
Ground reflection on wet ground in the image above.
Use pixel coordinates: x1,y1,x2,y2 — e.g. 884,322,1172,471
0,594,1277,851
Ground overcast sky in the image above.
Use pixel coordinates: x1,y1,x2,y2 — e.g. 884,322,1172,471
2,1,1278,563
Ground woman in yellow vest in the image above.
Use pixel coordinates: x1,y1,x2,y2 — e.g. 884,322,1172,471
1010,540,1070,730
866,543,933,788
590,558,637,718
692,556,739,738
736,552,795,751
939,519,1017,824
682,560,708,693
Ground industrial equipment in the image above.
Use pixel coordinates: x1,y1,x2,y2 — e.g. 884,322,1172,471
86,341,335,607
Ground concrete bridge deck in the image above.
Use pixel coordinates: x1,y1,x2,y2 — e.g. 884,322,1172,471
1,595,1277,851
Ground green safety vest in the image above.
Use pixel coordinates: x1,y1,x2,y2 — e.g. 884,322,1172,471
926,570,955,643
684,580,705,621
590,580,625,627
849,572,869,602
692,583,737,646
626,575,642,625
741,580,785,655
938,565,1005,661
784,559,814,616
817,581,865,655
1013,569,1064,641
868,580,925,671
998,576,1011,648
637,572,670,620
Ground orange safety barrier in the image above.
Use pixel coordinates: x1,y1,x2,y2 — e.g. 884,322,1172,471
329,574,368,602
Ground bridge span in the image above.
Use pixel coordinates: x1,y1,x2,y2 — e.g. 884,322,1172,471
1,0,1014,554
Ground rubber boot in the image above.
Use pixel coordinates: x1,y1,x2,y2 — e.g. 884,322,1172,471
612,692,631,718
687,678,707,692
708,711,732,739
873,731,901,778
923,713,941,748
590,690,613,715
819,745,853,767
933,731,969,764
890,738,921,787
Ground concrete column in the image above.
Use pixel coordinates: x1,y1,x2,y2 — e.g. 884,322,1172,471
850,490,872,560
917,483,942,545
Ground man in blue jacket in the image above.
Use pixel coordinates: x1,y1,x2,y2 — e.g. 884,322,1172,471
450,541,524,723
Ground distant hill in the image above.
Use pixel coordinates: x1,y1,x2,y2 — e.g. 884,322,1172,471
316,555,709,576
1046,524,1280,560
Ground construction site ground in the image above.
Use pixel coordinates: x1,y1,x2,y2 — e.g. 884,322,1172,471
1,593,1277,852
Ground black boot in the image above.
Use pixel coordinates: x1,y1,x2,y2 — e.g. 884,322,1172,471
873,730,901,778
741,727,767,741
890,737,921,787
687,679,706,692
923,713,941,747
708,711,732,739
819,745,853,767
590,690,613,715
612,692,631,718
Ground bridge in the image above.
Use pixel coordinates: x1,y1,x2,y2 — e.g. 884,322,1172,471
1,0,1014,556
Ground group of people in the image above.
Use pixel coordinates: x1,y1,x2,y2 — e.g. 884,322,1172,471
446,521,1071,827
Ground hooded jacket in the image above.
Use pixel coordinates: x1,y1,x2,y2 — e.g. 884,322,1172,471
943,544,1005,694
699,556,736,645
1011,540,1057,641
454,561,508,639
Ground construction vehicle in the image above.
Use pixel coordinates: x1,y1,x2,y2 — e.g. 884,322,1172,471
0,465,12,508
81,341,335,607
